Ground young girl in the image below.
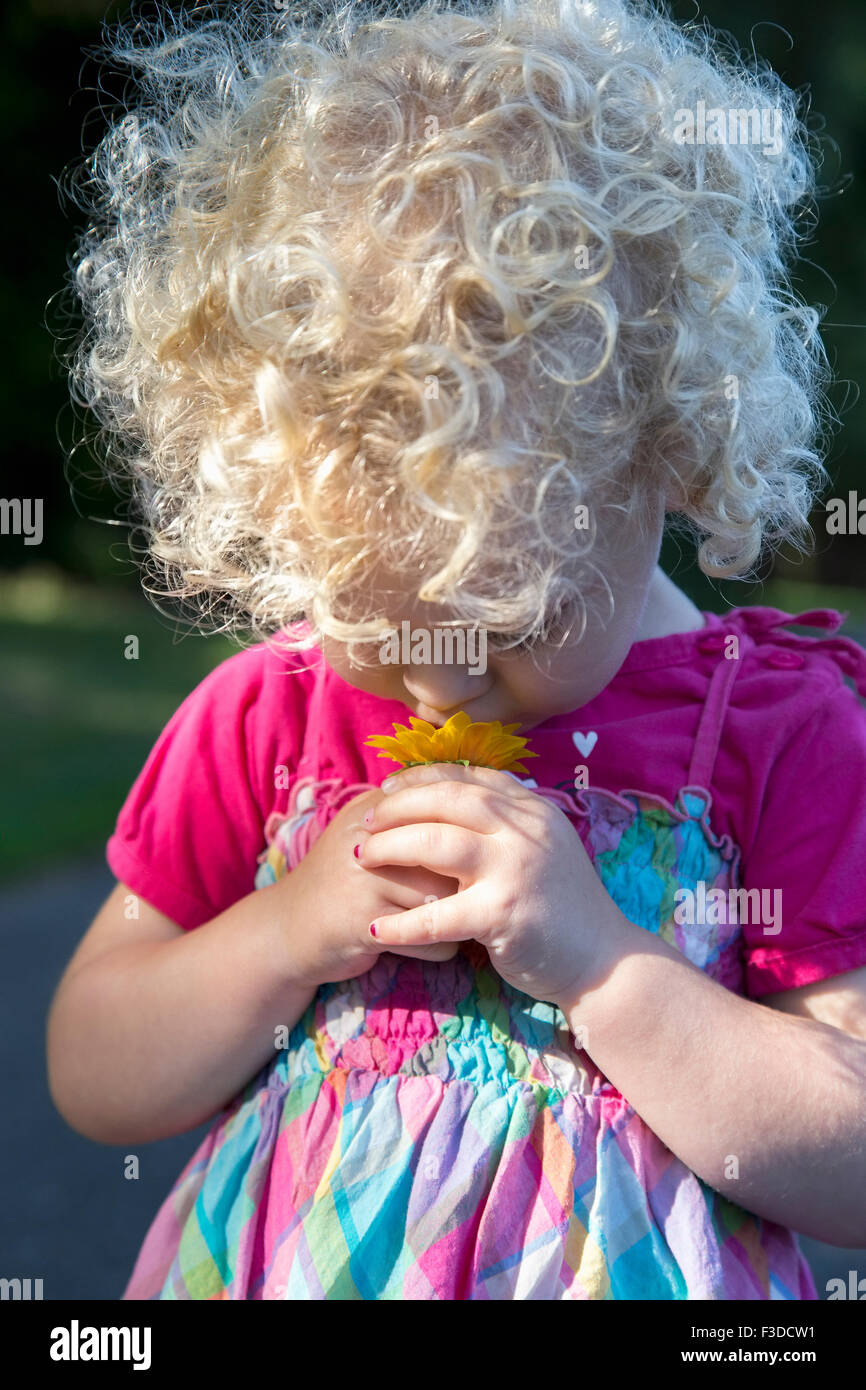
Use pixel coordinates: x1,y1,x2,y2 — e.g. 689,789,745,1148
48,0,866,1300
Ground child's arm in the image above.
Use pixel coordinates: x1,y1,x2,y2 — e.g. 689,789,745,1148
46,876,318,1147
555,925,866,1247
47,788,460,1147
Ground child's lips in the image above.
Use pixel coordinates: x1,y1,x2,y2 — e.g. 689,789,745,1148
413,700,539,733
412,701,464,727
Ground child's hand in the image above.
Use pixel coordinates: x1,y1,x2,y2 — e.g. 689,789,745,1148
358,764,629,1008
276,788,463,990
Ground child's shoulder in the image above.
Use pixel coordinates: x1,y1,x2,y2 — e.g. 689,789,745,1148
149,624,327,783
710,603,866,707
186,623,322,710
618,601,866,727
612,600,866,789
700,604,866,782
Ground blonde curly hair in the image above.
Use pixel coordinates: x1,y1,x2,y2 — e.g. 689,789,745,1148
59,0,835,661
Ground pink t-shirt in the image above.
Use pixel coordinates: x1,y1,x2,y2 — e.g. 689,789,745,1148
106,605,866,999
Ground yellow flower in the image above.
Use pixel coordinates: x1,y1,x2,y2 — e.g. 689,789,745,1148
364,711,538,775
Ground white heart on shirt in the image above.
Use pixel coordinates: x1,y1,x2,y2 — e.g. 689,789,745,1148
572,730,598,757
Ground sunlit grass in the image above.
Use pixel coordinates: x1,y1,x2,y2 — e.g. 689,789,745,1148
0,565,239,884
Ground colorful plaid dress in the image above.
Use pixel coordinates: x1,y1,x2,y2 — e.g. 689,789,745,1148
121,641,818,1299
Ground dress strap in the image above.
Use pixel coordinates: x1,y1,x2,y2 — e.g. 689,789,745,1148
686,645,745,790
685,605,866,790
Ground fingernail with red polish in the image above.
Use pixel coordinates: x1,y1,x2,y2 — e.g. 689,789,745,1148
353,843,361,858
369,922,378,937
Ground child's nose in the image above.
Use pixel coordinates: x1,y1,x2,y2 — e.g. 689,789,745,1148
402,669,493,711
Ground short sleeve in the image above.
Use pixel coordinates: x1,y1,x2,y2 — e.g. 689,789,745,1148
106,641,311,930
740,676,866,997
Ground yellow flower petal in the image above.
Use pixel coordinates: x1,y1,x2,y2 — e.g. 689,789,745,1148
364,711,538,774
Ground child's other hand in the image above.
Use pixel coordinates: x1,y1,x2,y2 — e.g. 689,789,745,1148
276,788,462,990
358,764,629,1008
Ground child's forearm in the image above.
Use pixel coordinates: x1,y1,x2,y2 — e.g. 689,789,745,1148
46,881,318,1147
554,910,866,1246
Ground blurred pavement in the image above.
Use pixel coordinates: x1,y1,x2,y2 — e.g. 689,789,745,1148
0,856,212,1300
